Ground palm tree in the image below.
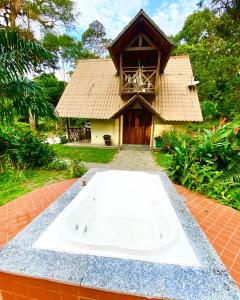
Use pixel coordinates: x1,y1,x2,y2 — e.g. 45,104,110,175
0,28,54,124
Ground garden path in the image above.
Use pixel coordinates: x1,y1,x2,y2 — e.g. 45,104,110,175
86,149,162,171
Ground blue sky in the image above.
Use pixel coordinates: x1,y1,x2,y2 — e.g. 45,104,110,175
73,0,200,39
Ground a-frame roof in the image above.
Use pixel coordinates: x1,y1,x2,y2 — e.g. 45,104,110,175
108,9,174,73
56,56,203,122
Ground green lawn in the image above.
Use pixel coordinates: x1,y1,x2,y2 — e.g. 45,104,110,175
154,152,173,169
51,144,118,164
0,169,72,206
0,146,117,205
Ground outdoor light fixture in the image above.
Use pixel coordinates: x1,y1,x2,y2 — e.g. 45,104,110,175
188,80,200,91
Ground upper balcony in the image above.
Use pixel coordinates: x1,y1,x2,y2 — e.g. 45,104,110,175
121,66,156,96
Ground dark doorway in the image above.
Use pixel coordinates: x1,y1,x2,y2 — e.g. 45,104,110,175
123,107,152,144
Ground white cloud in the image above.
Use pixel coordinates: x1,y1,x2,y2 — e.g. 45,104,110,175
74,0,149,38
73,0,199,39
152,0,199,36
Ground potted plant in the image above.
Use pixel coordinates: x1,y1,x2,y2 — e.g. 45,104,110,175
154,136,161,148
103,134,111,146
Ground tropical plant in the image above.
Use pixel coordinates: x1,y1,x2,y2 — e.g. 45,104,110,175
0,29,54,123
0,123,55,168
156,130,192,152
157,120,240,210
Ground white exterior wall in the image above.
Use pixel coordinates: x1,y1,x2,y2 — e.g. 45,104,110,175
152,118,187,147
90,117,186,147
91,119,120,145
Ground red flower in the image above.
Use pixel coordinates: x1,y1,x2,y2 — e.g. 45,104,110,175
233,127,240,133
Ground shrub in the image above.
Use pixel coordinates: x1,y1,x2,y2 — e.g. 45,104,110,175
201,101,219,121
69,160,87,178
157,130,192,153
59,133,68,144
165,120,240,210
0,130,10,155
47,159,68,171
0,123,55,168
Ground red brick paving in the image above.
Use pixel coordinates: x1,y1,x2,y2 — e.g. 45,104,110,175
175,184,240,287
0,179,77,248
0,179,239,288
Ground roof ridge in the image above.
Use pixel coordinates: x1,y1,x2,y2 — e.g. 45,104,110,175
77,58,112,63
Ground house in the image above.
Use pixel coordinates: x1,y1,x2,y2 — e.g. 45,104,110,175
56,9,203,147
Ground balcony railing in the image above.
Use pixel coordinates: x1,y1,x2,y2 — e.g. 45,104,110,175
121,66,156,94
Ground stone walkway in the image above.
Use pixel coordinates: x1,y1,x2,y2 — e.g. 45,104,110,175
86,149,162,171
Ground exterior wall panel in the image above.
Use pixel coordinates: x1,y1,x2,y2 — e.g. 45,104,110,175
91,119,120,145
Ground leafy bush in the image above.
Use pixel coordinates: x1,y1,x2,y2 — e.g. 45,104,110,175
59,133,68,144
69,160,87,178
201,101,219,121
47,159,68,171
158,121,240,210
156,130,192,152
0,123,55,168
47,158,87,178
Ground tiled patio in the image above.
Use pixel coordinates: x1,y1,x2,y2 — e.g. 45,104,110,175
0,178,239,289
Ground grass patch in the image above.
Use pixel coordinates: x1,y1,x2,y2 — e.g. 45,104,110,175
0,169,72,206
0,145,117,206
154,152,173,169
51,145,118,164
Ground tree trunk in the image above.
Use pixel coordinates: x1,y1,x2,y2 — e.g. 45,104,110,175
29,110,37,131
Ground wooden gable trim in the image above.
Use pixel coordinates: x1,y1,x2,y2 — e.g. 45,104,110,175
124,46,157,51
110,95,163,120
124,32,157,52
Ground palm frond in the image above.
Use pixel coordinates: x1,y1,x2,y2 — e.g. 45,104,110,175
0,79,55,122
220,165,240,183
0,29,52,82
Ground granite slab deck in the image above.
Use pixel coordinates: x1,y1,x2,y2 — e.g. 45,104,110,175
0,169,239,300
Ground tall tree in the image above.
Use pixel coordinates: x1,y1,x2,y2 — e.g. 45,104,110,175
42,33,96,80
199,0,240,21
0,0,77,33
82,20,112,57
172,7,240,118
35,73,65,107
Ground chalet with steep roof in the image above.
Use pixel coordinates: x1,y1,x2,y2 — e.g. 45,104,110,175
56,9,202,147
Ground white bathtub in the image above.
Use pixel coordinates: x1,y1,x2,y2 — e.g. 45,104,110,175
34,170,200,266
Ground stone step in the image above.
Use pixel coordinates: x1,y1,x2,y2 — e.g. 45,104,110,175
121,144,150,151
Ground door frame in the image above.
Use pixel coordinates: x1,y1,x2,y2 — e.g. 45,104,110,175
122,105,152,145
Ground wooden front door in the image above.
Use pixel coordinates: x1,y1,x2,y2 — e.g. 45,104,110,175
123,108,152,145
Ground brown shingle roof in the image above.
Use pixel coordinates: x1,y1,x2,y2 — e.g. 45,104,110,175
56,56,203,122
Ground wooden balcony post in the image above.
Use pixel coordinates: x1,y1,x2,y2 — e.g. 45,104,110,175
150,115,155,149
155,50,161,93
119,53,123,95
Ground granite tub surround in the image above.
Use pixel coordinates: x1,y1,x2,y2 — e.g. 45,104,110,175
0,169,239,300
